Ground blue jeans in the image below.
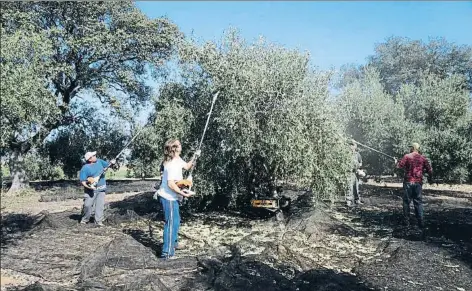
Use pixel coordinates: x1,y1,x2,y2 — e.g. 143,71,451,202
160,197,180,258
403,182,424,228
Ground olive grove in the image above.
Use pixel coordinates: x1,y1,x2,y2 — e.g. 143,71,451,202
337,37,472,183
2,1,471,204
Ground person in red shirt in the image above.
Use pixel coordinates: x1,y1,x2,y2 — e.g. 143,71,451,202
395,142,433,229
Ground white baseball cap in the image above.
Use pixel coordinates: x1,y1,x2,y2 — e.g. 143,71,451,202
84,151,97,161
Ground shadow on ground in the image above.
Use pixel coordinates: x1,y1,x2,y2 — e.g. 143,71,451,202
329,183,472,291
123,228,162,257
351,185,472,266
1,212,38,248
180,247,379,291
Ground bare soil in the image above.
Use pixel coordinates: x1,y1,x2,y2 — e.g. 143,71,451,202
1,181,471,291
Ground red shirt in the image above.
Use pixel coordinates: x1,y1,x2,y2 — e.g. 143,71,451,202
397,152,433,183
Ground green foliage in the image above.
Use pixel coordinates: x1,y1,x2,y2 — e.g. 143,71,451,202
0,9,59,152
368,36,472,94
339,67,472,183
397,75,472,183
23,151,65,181
45,115,129,178
1,1,181,189
129,84,196,178
133,29,351,208
337,68,410,174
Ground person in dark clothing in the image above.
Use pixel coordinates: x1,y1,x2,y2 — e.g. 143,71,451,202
395,142,433,229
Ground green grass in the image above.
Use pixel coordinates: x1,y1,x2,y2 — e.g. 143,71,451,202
1,163,10,178
106,166,130,179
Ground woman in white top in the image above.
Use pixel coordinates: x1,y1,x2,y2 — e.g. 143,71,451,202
157,138,199,259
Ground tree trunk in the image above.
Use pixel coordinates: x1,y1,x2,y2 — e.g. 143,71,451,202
7,150,29,194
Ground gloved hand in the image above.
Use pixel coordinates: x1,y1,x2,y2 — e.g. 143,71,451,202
195,149,201,157
394,157,398,164
110,159,116,165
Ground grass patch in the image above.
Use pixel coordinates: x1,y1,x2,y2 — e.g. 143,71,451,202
106,166,129,180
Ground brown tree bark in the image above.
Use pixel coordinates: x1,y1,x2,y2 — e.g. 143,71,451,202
6,150,29,194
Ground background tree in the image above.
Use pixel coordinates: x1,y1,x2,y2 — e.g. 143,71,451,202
337,68,412,175
45,110,129,179
0,1,182,192
338,37,472,95
1,8,58,191
396,74,472,182
338,67,472,183
368,37,472,94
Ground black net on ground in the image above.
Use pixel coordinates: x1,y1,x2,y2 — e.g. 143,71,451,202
105,191,162,226
355,239,472,291
4,183,472,291
180,247,374,291
77,235,198,290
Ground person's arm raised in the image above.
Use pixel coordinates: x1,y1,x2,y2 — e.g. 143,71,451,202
183,150,201,170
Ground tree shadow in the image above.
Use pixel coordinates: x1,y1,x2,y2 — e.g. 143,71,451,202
180,250,380,291
123,228,162,257
0,212,37,248
334,184,472,268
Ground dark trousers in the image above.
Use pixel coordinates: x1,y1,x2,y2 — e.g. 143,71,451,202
402,182,424,228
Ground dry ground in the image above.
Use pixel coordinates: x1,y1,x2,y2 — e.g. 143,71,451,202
1,181,471,291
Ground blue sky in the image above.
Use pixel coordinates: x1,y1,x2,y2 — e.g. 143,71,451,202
136,1,472,70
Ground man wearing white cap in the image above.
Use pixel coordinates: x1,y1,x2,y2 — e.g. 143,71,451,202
79,151,115,226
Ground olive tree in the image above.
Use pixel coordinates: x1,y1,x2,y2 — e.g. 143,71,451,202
368,37,472,94
1,1,181,192
397,74,472,182
0,9,58,191
337,68,413,174
134,30,351,209
338,67,472,182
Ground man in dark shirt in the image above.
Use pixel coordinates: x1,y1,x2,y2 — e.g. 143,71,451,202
395,142,433,229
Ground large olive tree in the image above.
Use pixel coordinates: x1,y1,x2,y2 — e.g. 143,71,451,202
132,30,351,209
1,1,181,192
